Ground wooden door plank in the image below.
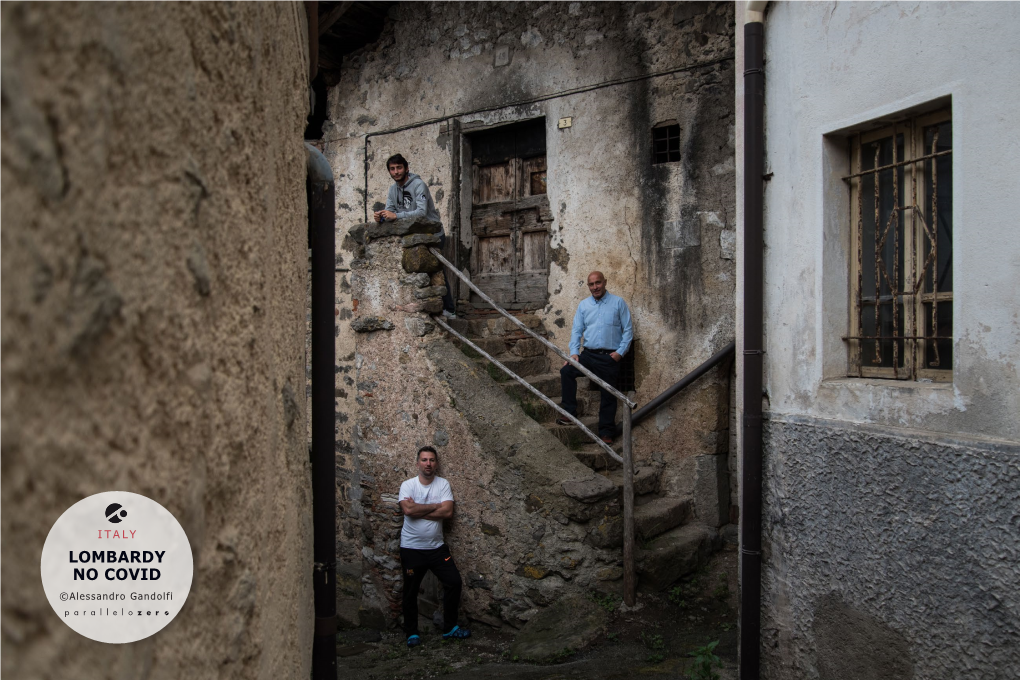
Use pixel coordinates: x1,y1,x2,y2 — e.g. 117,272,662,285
473,161,515,204
520,231,549,272
471,274,515,304
477,235,514,274
471,212,513,237
471,194,549,216
515,273,550,304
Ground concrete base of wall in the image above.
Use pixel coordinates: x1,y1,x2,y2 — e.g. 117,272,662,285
761,415,1020,679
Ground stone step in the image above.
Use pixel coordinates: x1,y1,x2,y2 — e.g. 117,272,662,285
547,416,630,472
636,523,722,591
584,495,693,549
575,390,604,415
601,466,662,496
465,336,509,357
574,447,622,471
515,392,602,424
474,355,550,380
547,416,601,448
634,497,693,539
445,318,471,335
565,434,625,471
513,398,561,424
503,372,562,399
464,314,543,338
576,376,608,392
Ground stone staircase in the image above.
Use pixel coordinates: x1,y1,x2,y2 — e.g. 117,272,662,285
444,312,721,593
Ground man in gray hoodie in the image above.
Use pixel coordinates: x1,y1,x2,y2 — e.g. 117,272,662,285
374,153,455,317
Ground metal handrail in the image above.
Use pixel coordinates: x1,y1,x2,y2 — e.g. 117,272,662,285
434,316,623,464
427,247,637,605
427,247,636,409
615,341,735,436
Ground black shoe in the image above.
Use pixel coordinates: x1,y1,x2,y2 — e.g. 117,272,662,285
555,417,572,426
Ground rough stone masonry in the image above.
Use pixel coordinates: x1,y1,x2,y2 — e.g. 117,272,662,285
338,218,722,631
325,1,738,529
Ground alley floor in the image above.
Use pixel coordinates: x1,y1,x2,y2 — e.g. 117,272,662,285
337,545,738,680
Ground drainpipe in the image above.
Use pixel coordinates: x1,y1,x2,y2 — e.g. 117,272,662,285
307,143,336,680
741,2,767,679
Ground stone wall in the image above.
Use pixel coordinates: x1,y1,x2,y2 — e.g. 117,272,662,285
1,3,313,677
325,1,737,515
339,224,632,628
761,416,1020,679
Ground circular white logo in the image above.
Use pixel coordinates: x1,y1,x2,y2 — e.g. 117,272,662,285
40,491,194,643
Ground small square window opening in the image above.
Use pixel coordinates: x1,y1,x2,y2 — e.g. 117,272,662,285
652,125,681,164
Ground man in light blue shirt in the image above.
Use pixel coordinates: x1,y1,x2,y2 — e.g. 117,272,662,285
558,271,633,443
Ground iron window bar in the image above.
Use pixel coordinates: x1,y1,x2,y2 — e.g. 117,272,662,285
841,148,951,181
652,124,681,165
844,120,951,379
843,336,951,341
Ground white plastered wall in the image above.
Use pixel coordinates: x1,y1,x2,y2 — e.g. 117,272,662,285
742,1,1020,443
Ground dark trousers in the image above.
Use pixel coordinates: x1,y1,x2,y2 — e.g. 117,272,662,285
437,233,456,314
400,544,462,637
560,350,621,438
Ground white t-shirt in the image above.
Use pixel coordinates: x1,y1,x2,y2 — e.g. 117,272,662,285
399,476,454,550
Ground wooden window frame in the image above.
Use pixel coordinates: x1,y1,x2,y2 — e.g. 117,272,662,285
846,109,952,381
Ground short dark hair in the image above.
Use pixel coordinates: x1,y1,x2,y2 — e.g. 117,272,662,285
386,154,408,169
417,445,438,461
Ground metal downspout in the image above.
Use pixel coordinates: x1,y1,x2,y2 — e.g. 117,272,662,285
307,143,337,680
740,5,766,679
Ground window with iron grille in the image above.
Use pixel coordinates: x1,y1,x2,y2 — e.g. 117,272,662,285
652,124,681,164
845,110,952,380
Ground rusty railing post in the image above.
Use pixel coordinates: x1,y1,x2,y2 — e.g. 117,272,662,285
622,402,635,606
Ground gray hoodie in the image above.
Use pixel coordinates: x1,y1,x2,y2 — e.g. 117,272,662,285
385,173,441,222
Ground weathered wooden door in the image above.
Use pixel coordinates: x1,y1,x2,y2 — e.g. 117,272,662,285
469,119,551,310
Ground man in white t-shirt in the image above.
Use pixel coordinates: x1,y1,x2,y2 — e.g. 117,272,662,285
398,446,470,647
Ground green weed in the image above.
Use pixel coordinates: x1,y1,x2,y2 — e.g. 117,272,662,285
669,572,705,608
712,572,730,600
587,591,616,615
668,585,688,609
587,591,619,613
641,632,665,651
687,640,722,680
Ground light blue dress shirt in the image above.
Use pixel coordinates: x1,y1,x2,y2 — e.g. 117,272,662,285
569,292,634,356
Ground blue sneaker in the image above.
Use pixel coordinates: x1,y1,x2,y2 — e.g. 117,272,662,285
442,625,471,640
406,634,421,648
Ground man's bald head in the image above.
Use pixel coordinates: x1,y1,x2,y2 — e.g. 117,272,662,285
586,271,607,300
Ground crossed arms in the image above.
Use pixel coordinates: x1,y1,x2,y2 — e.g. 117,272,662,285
399,498,454,521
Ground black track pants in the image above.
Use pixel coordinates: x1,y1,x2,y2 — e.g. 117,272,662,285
400,544,463,637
